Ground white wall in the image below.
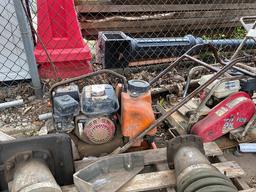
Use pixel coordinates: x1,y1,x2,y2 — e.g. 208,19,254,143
0,0,31,81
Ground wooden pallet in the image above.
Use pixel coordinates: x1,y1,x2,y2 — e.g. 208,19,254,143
75,1,256,39
62,142,255,192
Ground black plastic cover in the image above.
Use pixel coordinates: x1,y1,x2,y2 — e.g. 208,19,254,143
240,78,256,93
54,95,79,116
81,84,119,116
55,84,80,102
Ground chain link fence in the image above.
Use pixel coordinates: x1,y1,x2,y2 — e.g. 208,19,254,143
0,0,31,96
1,0,256,99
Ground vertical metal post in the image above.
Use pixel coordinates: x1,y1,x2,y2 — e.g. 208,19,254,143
13,0,43,98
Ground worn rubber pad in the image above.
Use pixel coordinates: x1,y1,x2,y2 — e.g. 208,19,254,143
184,177,237,192
196,185,238,192
177,168,231,192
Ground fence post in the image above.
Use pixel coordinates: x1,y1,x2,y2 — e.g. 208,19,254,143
13,0,43,98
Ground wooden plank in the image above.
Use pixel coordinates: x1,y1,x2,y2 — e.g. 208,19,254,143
76,0,256,5
78,4,256,38
75,142,223,171
119,170,176,192
61,185,78,192
217,155,252,190
81,22,240,38
156,104,187,135
240,189,256,192
204,142,223,157
65,161,246,192
80,18,242,38
61,185,256,192
155,162,176,192
119,161,244,191
212,161,245,178
80,17,241,29
77,3,256,13
79,9,254,29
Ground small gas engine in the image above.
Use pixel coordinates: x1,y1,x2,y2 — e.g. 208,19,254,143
52,83,119,144
75,84,119,144
51,71,156,156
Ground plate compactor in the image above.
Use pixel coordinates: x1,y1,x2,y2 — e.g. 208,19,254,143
50,70,157,156
180,73,256,142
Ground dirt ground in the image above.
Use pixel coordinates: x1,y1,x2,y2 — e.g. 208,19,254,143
224,151,256,188
0,83,50,138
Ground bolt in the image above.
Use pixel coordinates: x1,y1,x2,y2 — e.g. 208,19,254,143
42,153,48,160
23,154,30,161
6,162,14,171
56,138,62,144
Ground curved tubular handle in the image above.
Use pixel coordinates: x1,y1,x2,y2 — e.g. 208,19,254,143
50,69,128,104
149,43,226,86
240,16,256,32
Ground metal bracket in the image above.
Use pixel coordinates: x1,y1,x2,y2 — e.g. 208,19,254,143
0,134,74,191
167,135,204,169
247,29,256,38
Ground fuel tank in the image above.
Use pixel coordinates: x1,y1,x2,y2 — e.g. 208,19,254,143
121,80,156,146
191,92,255,142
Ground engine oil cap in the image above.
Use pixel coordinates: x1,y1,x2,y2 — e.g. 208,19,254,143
128,79,150,95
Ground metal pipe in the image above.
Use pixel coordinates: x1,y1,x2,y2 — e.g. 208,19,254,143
221,62,256,77
149,44,223,86
152,79,200,96
112,44,245,154
0,99,24,110
239,143,256,153
13,0,43,98
231,17,256,60
11,160,62,192
240,16,256,32
237,63,256,73
183,66,209,98
38,112,52,121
